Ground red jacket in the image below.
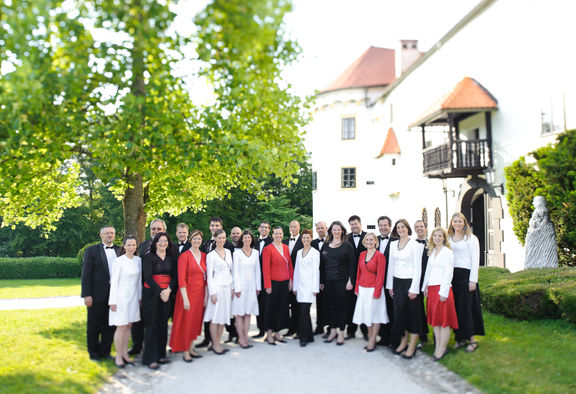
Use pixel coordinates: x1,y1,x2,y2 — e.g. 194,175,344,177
262,243,293,289
355,250,386,298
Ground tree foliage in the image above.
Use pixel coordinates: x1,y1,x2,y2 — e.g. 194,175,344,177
0,0,308,242
504,130,576,266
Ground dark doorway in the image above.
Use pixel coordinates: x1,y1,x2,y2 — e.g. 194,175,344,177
461,188,487,267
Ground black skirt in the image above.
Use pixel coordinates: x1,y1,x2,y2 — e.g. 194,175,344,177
452,267,485,341
391,277,425,337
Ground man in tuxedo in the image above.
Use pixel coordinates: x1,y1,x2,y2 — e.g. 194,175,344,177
81,225,122,361
377,215,397,346
283,220,303,336
414,219,429,347
199,217,236,346
230,226,242,249
129,218,167,356
346,215,367,340
175,222,191,255
254,221,273,338
311,221,328,336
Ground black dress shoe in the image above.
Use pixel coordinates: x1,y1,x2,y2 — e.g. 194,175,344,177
300,341,307,347
197,339,210,348
158,358,171,364
252,330,265,339
127,348,141,356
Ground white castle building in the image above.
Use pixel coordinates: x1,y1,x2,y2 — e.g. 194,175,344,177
307,0,576,272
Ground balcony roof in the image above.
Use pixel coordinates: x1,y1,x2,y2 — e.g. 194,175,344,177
320,46,396,93
376,127,401,158
410,77,498,127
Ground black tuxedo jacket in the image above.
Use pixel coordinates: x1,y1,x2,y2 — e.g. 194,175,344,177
348,231,366,284
257,235,273,262
138,239,152,258
310,237,326,252
416,238,429,288
283,235,303,268
202,239,235,255
175,240,192,257
381,236,399,285
81,243,122,304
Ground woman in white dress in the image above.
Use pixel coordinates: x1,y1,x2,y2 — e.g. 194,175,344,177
293,229,320,347
109,236,142,368
386,219,425,359
448,212,485,353
232,230,261,349
203,229,233,355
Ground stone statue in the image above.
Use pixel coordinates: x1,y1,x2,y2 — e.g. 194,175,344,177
525,196,559,269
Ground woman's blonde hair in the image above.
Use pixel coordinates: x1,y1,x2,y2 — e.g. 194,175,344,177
447,212,473,239
427,227,451,255
362,232,379,249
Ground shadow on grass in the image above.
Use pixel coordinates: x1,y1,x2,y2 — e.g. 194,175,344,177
38,320,86,349
0,371,104,394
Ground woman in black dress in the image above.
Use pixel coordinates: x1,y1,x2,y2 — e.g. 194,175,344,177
141,232,177,369
320,221,355,346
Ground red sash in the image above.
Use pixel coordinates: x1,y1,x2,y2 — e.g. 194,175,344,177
144,274,171,289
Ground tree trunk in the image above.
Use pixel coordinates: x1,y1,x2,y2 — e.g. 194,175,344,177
123,172,146,244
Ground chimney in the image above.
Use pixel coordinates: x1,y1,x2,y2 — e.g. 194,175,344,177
395,39,420,78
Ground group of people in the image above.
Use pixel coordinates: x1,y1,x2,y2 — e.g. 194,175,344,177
80,213,485,370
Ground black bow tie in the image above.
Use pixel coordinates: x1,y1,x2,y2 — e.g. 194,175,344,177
290,238,296,241
353,234,362,238
416,239,426,244
179,243,185,246
379,235,389,240
105,246,115,249
259,239,266,242
319,239,325,242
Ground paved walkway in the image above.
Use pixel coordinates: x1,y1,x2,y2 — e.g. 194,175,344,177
0,297,479,394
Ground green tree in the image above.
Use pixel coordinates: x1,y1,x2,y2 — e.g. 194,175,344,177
504,129,576,266
0,0,308,243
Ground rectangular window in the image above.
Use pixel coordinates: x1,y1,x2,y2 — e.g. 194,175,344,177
341,117,355,140
341,167,356,188
312,171,317,191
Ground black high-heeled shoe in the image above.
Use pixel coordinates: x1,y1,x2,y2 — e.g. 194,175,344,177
211,347,226,355
115,361,125,369
393,346,407,355
182,355,194,363
122,357,135,366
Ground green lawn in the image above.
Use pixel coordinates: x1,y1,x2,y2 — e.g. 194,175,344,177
427,312,576,393
0,278,80,299
0,307,115,393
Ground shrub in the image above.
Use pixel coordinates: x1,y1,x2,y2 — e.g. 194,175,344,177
480,266,576,323
0,257,81,279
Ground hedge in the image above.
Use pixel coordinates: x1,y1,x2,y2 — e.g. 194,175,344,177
480,266,576,323
0,257,81,279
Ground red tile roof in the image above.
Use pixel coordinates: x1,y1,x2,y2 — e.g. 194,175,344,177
320,46,396,93
377,127,401,157
410,77,498,126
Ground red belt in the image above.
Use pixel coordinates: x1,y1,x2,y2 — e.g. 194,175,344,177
144,274,171,289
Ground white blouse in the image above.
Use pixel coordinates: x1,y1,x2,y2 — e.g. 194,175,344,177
293,247,320,303
449,234,480,283
386,238,423,294
206,249,233,295
421,246,454,298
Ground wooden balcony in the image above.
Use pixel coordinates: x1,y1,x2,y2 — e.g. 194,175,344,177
423,139,490,178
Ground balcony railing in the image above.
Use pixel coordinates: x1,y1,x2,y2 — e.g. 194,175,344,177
423,139,490,178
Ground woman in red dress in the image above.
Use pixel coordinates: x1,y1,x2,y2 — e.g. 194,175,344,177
170,230,208,362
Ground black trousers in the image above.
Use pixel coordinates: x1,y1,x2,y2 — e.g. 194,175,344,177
141,288,171,366
86,302,116,359
379,284,396,346
264,280,289,332
325,279,347,330
288,292,299,333
452,268,485,342
130,318,144,352
299,302,313,342
315,289,328,330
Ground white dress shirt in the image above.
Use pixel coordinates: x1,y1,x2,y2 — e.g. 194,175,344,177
385,238,423,294
421,246,454,298
103,244,117,280
288,234,300,254
450,235,480,283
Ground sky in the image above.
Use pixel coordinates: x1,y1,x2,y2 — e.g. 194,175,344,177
170,0,481,101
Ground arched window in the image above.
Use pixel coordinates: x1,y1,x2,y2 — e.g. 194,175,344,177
434,208,441,227
421,208,428,228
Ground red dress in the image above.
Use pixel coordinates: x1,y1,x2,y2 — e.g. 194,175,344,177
169,250,207,352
